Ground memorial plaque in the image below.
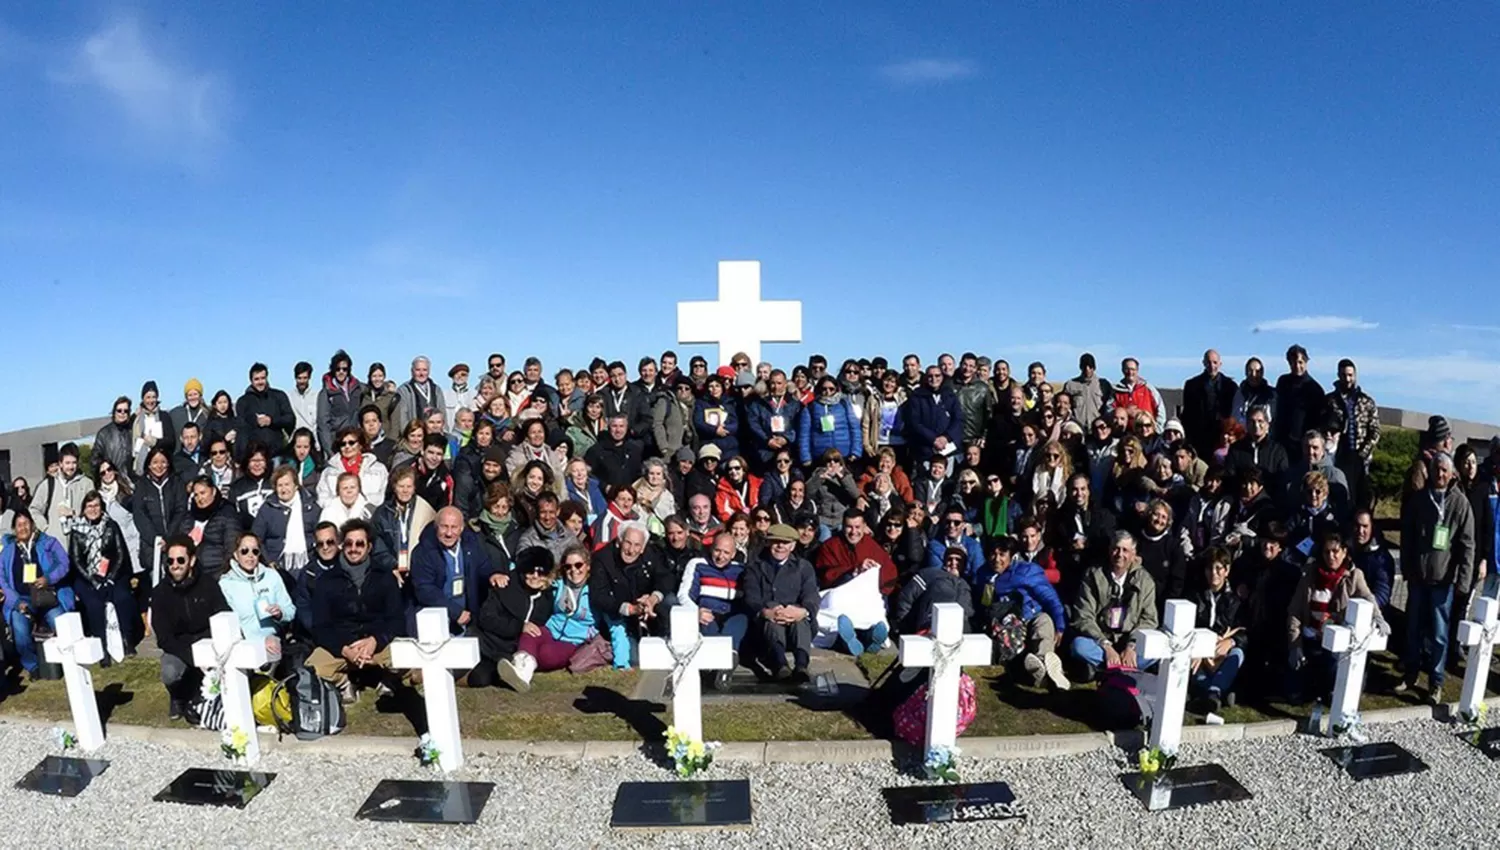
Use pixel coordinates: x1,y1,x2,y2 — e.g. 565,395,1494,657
355,779,494,824
882,781,1027,825
610,779,752,830
1321,741,1429,781
1460,727,1500,760
1119,764,1253,811
153,768,276,808
15,755,109,797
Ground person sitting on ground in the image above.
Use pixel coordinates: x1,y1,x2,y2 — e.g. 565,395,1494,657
1189,547,1247,713
677,533,749,688
68,491,140,657
591,484,641,552
1286,529,1388,703
743,523,819,682
411,506,500,637
471,547,556,690
590,522,670,667
149,535,229,721
893,545,975,634
178,476,239,581
219,532,296,665
309,518,408,703
812,509,896,656
977,537,1070,690
714,456,761,522
371,465,437,581
1351,509,1396,613
1069,531,1158,681
500,544,599,690
1,510,77,679
470,481,521,575
294,523,342,642
805,449,861,538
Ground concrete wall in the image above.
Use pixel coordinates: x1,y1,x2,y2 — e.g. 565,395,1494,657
0,417,109,487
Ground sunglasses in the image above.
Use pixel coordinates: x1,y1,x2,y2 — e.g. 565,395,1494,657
340,440,360,448
525,566,551,576
238,546,260,556
946,519,965,526
509,379,524,385
211,449,228,456
344,540,369,550
114,408,130,415
1045,453,1061,460
316,539,339,548
563,561,587,570
775,457,791,464
167,555,189,566
753,515,771,523
726,466,743,472
335,366,349,373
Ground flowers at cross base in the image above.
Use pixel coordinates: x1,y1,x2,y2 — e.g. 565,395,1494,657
1331,711,1368,744
220,726,250,762
415,733,442,768
1137,746,1177,777
665,726,721,778
924,745,961,783
49,727,77,752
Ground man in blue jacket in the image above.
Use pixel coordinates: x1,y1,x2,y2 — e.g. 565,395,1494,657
903,366,963,468
977,537,1070,690
925,505,985,580
409,507,501,636
746,370,801,472
309,518,409,701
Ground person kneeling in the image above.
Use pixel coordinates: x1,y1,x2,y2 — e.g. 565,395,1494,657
977,537,1070,691
1,510,77,680
149,535,230,721
471,548,555,690
219,532,297,669
308,519,407,703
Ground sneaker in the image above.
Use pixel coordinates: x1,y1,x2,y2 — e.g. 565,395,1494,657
337,679,359,705
168,699,184,721
869,622,889,653
1393,678,1414,695
496,658,531,693
713,670,732,692
1205,689,1223,715
183,701,202,727
1427,687,1444,707
1224,690,1238,708
1042,652,1071,691
1022,653,1046,686
773,665,792,682
375,681,394,698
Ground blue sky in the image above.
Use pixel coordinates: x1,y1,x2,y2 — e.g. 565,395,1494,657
1,4,1497,432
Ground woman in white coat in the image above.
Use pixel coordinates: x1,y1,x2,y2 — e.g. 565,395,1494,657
316,427,388,509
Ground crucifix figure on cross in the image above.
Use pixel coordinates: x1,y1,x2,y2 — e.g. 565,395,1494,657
391,607,481,772
42,612,105,753
898,602,991,751
1135,599,1217,754
1321,597,1388,734
639,605,735,743
1457,596,1498,721
677,260,802,367
192,611,269,766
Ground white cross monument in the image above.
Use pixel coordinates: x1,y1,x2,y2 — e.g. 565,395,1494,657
1458,596,1499,720
898,602,991,750
41,612,105,752
639,604,735,742
1135,599,1217,754
391,607,481,772
1322,597,1387,733
677,260,802,367
192,611,269,766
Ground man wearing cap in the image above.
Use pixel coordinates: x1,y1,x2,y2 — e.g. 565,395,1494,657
1397,452,1475,703
585,415,645,491
445,363,476,429
170,379,209,432
1063,353,1111,428
743,523,820,682
394,355,447,433
1181,349,1238,458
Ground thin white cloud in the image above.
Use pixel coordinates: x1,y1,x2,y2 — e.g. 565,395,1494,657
1451,324,1500,334
878,58,977,86
59,17,227,159
1251,315,1378,334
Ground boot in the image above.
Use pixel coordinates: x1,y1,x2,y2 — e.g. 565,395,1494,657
499,652,536,692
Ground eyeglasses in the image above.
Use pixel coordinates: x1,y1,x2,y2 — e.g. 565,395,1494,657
340,440,360,448
238,546,260,556
316,539,339,548
167,555,189,565
344,540,369,550
211,449,228,456
563,561,587,570
726,466,742,472
335,366,349,373
775,457,791,465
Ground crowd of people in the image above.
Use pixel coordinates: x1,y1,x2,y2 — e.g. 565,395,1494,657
0,343,1488,724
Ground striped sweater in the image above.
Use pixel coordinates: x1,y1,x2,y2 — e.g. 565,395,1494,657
680,556,745,616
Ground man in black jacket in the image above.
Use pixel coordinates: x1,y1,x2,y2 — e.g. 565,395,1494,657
601,361,652,442
743,523,820,681
1181,349,1238,458
586,416,645,490
236,362,295,459
149,535,230,722
308,519,408,701
590,523,671,646
1055,473,1117,602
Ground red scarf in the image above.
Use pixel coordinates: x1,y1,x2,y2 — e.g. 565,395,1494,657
341,453,364,476
1309,559,1348,626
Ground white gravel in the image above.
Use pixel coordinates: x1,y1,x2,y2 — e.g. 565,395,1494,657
0,718,1496,848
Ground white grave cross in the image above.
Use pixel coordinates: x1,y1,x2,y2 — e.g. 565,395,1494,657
192,611,269,766
640,605,735,742
42,612,105,752
898,602,991,750
1321,597,1388,733
1134,599,1217,754
1458,596,1499,719
391,607,480,772
677,260,802,367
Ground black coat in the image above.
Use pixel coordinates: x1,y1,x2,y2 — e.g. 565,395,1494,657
1137,530,1189,602
149,570,230,660
476,578,554,661
67,517,132,586
1272,373,1326,449
589,543,672,622
1464,480,1496,570
250,492,319,569
177,495,242,579
132,473,187,574
229,475,274,530
92,421,134,481
601,385,653,442
585,437,645,491
236,385,295,456
1181,372,1238,455
471,517,524,575
311,558,407,655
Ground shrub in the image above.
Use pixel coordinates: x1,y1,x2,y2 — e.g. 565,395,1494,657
1368,426,1420,504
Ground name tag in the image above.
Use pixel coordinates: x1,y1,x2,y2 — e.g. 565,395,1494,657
770,415,785,433
256,596,273,618
820,414,835,431
23,563,37,584
1106,605,1125,631
1296,537,1314,557
1433,524,1451,552
452,577,465,597
98,557,111,578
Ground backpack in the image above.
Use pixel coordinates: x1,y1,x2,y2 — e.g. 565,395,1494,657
271,667,346,741
893,671,977,747
979,590,1028,664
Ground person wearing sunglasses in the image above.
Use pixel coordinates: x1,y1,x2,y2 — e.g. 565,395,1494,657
92,395,136,482
202,438,239,498
797,378,860,468
294,522,343,642
713,458,761,523
497,543,599,689
923,505,983,582
314,350,363,454
470,547,558,690
219,532,296,666
316,427,389,510
150,534,230,722
308,518,409,703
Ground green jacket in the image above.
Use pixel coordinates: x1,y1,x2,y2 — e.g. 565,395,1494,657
1071,560,1159,647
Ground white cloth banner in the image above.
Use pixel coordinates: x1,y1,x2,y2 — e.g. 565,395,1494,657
814,566,886,647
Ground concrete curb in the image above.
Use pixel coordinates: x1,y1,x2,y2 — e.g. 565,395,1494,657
0,702,1455,765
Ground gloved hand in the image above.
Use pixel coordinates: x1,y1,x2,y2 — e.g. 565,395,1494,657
1288,646,1305,670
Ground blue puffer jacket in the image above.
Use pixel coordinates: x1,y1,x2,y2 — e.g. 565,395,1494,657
797,394,861,465
0,533,70,621
745,396,802,465
924,534,985,582
978,559,1067,633
902,385,963,465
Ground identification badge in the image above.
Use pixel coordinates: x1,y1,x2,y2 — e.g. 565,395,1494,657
256,596,273,618
1296,537,1314,557
770,415,785,432
398,551,410,571
98,557,110,578
452,577,465,597
23,563,37,584
820,414,835,431
1433,524,1452,552
1106,605,1125,631
190,525,204,545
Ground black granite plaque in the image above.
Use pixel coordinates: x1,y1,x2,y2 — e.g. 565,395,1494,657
882,782,1028,825
15,755,109,797
1321,741,1429,780
1460,727,1500,760
610,779,752,830
1119,763,1253,811
153,768,276,808
355,779,494,824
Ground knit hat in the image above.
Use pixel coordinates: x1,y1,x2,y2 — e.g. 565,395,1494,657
793,515,819,531
484,445,507,465
1164,418,1185,437
1079,352,1096,370
765,523,799,543
1429,415,1453,444
184,378,203,396
674,446,696,464
141,380,158,398
698,444,722,462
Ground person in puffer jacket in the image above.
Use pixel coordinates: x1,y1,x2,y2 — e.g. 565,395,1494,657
902,366,963,467
976,537,1070,690
892,546,975,634
218,531,297,664
797,377,861,466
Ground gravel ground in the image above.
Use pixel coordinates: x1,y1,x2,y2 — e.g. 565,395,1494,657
0,718,1496,849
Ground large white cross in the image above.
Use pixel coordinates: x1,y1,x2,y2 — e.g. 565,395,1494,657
1135,599,1217,754
41,612,105,753
391,607,480,772
1321,597,1388,733
1458,596,1499,719
639,605,735,743
677,260,802,367
192,611,269,766
898,602,991,750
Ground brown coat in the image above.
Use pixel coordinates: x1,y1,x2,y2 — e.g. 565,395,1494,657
1286,561,1385,647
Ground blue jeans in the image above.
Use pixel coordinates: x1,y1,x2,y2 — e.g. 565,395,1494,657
1191,647,1244,696
11,587,78,673
1405,582,1455,687
1484,571,1500,601
701,612,749,654
835,615,888,656
601,615,633,669
1070,635,1107,670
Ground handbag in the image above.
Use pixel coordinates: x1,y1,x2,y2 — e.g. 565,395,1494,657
29,586,59,613
567,634,612,674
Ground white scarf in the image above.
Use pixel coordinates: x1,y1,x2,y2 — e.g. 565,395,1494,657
284,492,308,572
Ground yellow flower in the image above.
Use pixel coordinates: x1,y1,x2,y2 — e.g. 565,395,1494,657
687,741,705,760
231,728,250,750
